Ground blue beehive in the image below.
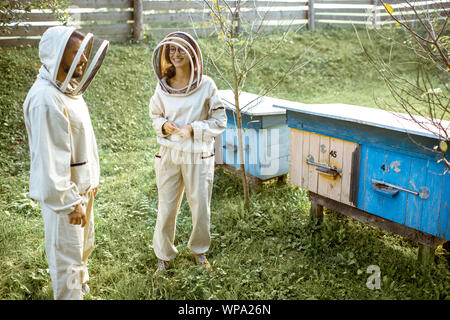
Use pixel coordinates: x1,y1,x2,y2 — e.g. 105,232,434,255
215,90,290,181
275,102,450,246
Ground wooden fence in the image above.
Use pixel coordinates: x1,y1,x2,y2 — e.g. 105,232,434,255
0,0,448,47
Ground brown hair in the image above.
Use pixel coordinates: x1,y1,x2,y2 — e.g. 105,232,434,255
161,32,198,79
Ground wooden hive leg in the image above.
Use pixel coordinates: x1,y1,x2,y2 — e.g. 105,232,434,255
277,174,288,184
309,192,324,225
417,244,436,267
248,175,263,193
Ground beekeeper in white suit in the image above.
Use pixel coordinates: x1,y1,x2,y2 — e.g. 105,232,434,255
150,32,227,275
23,26,109,300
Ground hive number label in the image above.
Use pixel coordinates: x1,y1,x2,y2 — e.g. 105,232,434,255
329,150,337,158
390,161,401,173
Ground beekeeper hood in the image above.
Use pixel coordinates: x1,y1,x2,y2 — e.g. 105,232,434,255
152,31,203,96
38,26,109,96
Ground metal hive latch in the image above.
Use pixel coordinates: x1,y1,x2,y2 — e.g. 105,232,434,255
371,179,430,199
306,155,342,177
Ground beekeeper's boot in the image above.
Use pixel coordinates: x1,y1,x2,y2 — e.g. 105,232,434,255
194,254,210,269
153,260,170,277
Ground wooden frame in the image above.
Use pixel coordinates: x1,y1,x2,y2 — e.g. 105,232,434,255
308,191,447,249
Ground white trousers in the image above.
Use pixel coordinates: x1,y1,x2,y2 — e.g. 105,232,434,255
153,146,215,261
41,191,95,300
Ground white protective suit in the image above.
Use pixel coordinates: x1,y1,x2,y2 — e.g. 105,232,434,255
23,26,108,300
150,32,227,261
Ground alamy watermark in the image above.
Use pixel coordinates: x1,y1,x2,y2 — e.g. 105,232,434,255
162,127,284,177
366,265,381,290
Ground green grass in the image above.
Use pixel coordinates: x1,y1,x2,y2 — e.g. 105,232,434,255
0,27,449,300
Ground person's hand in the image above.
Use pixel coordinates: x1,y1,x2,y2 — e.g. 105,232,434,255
162,121,179,135
175,125,193,139
68,204,87,227
92,187,98,198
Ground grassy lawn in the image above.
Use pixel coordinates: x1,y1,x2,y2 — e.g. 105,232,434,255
0,27,449,300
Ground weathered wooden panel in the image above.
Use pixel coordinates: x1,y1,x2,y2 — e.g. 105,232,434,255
143,1,309,10
315,7,371,13
240,9,308,21
0,38,40,47
143,7,308,24
315,15,370,21
379,11,450,22
3,25,51,37
315,0,371,3
308,133,320,194
23,11,133,22
342,140,358,205
328,137,344,202
301,129,310,189
318,134,330,197
289,129,303,187
0,35,128,47
5,23,132,37
292,129,358,205
143,12,210,24
145,27,216,40
70,0,133,8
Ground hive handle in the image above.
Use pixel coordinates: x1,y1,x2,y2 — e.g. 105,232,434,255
371,179,430,199
306,155,342,174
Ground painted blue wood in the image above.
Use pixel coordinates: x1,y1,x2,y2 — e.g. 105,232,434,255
358,146,448,239
221,124,289,180
437,172,450,239
357,143,368,212
422,160,445,237
361,146,387,216
285,106,449,241
403,157,428,231
286,110,448,161
382,151,412,225
221,102,290,180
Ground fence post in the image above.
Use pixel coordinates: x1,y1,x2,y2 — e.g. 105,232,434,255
133,0,143,41
234,0,241,35
308,0,315,31
372,0,379,29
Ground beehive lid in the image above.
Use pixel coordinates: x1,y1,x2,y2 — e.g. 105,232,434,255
219,90,286,116
274,101,449,140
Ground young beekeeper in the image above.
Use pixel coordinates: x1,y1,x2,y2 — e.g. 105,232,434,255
150,32,227,275
23,26,109,300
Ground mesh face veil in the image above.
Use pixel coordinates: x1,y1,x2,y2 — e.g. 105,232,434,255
59,32,109,96
152,31,203,95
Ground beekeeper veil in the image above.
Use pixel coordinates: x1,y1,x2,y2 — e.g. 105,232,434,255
152,31,203,95
38,26,109,96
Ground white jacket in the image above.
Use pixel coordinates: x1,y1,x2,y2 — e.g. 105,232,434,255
149,75,227,153
23,26,100,215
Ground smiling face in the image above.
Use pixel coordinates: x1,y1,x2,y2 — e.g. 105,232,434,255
168,40,192,70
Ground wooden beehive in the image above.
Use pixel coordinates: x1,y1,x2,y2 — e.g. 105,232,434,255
215,90,290,183
275,101,450,259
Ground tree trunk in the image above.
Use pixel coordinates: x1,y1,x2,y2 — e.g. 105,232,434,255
230,13,250,208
